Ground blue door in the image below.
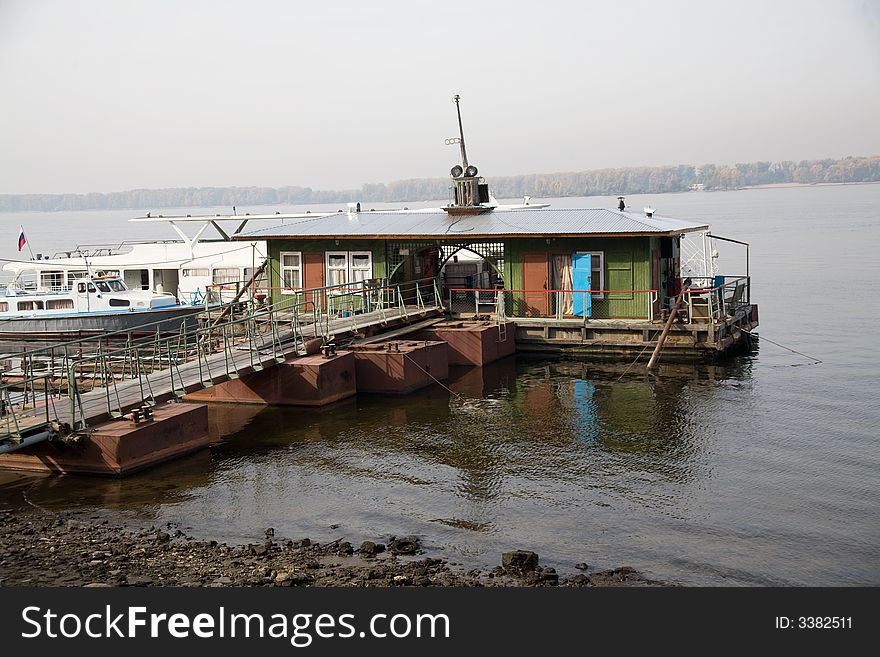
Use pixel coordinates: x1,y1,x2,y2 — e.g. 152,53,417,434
572,253,592,317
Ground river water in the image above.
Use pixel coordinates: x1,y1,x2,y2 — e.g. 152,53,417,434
0,184,877,586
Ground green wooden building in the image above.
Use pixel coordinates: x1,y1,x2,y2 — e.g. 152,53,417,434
236,203,709,321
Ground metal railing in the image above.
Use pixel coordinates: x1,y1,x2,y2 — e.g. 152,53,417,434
683,276,751,322
0,276,443,447
448,288,658,321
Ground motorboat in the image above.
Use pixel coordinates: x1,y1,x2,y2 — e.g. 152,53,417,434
1,215,276,307
0,270,198,340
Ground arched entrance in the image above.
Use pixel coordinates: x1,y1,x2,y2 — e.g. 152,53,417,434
386,241,506,287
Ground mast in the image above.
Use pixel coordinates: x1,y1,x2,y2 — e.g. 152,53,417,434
444,94,491,213
453,94,469,169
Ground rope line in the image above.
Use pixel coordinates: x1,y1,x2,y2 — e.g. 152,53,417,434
742,328,822,364
615,330,660,382
401,351,461,397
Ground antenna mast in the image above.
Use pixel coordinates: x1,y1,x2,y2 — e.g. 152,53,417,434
444,94,490,214
453,94,469,168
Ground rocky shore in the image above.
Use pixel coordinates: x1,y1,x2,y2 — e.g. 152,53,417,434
0,507,664,588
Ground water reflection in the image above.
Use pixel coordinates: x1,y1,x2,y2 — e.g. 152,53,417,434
1,355,757,571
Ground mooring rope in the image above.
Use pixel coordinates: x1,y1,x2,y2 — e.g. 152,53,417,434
22,480,50,514
401,351,461,398
616,330,660,382
741,328,822,365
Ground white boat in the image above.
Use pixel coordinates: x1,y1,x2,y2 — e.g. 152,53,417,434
2,214,282,307
0,270,198,340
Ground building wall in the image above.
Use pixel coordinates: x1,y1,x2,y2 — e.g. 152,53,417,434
505,237,652,318
267,239,387,296
266,236,652,318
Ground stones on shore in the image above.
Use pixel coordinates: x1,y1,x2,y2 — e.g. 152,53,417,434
388,536,420,555
359,541,386,557
575,562,589,570
0,508,657,588
501,550,539,576
499,551,560,585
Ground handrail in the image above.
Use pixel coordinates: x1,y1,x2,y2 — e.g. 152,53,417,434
0,275,443,437
448,287,659,294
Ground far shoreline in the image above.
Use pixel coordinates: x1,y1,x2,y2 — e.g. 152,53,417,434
738,180,880,190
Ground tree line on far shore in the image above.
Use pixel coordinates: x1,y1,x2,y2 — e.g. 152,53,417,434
2,155,878,213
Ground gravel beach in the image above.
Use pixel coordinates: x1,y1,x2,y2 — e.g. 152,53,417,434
0,506,661,588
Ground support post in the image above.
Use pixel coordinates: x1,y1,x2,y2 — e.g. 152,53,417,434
647,281,690,371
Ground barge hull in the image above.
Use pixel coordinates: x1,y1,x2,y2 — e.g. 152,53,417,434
499,304,758,362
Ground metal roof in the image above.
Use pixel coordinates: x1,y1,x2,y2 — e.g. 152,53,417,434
234,207,708,240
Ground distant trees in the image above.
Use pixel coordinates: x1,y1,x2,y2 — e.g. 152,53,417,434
2,155,879,212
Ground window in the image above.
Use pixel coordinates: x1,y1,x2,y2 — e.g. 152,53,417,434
95,280,125,293
18,300,44,311
325,251,373,288
213,268,240,284
109,299,130,307
577,251,605,297
244,266,268,293
40,271,64,291
182,268,209,277
76,281,104,294
280,252,302,293
123,268,150,290
0,302,8,312
325,252,348,287
47,299,74,310
350,252,373,283
67,271,88,288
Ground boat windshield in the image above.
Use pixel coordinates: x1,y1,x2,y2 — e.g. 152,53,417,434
95,279,127,293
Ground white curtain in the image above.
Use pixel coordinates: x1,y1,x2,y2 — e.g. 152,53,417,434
552,255,573,315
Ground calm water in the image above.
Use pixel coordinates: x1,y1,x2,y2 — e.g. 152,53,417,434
0,185,878,586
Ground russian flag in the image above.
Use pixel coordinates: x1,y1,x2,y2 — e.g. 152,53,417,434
17,227,26,252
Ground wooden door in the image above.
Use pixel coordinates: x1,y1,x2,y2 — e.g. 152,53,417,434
303,252,325,309
522,252,549,316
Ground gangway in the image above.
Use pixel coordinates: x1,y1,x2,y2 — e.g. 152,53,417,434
0,277,442,453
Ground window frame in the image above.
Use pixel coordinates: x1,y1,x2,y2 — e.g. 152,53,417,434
40,271,65,292
349,251,373,284
181,268,210,278
280,251,303,294
576,251,605,299
212,267,240,285
325,251,349,289
325,250,374,290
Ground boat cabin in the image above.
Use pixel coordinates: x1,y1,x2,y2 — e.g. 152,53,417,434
0,271,179,317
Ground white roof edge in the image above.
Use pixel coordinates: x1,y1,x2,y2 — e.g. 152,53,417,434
129,212,339,222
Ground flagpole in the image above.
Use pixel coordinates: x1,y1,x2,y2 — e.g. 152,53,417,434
20,225,35,261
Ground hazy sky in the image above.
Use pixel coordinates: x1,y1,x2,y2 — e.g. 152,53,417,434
1,0,878,194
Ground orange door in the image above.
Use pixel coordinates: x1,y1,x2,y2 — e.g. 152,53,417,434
523,252,549,316
303,252,325,309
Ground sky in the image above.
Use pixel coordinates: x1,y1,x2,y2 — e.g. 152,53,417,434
0,0,878,195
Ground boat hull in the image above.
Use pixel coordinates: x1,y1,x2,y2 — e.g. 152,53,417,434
0,305,200,343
